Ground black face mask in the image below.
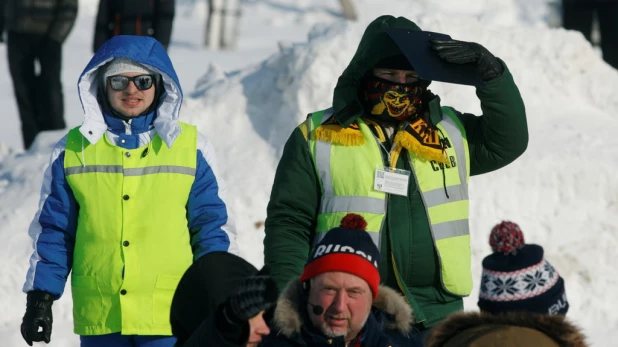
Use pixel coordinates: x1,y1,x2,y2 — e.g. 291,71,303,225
360,76,426,122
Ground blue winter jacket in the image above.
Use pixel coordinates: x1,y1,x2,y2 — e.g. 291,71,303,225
23,35,238,299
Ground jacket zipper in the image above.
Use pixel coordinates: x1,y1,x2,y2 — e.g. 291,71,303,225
372,121,427,323
370,124,411,306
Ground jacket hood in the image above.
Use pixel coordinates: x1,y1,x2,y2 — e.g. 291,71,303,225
77,35,183,148
425,311,587,347
272,280,414,338
332,15,422,127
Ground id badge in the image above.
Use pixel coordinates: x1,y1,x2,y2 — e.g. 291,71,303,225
374,166,410,196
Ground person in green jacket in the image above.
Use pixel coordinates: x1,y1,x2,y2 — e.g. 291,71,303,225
263,15,528,343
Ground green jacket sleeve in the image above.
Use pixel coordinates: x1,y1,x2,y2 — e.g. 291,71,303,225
455,62,529,176
264,127,321,291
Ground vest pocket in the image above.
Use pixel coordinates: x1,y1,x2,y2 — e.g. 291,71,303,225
71,274,103,328
152,274,182,326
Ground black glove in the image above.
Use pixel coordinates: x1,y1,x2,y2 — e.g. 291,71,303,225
21,291,54,346
222,265,278,325
216,266,278,345
431,39,504,81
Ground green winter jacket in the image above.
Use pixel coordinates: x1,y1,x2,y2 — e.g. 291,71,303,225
264,15,528,328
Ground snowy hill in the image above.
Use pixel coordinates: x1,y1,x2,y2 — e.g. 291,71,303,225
1,0,617,345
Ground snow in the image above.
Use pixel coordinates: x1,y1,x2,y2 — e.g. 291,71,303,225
1,0,617,345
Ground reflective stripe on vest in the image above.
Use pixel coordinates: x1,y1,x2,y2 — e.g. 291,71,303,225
65,165,197,176
308,109,386,249
64,122,197,336
307,108,472,296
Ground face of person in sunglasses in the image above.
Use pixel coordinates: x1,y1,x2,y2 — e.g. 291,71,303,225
106,72,156,118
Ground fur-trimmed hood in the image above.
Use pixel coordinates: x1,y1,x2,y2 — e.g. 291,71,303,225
425,311,587,347
272,280,414,338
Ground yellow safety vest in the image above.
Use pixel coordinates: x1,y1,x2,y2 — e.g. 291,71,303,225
306,108,472,296
64,122,196,335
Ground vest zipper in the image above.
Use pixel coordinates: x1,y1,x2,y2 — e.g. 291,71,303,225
405,154,450,296
390,253,410,305
371,132,388,253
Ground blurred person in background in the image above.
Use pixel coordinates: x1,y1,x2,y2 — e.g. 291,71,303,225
562,0,618,68
425,221,587,347
204,0,242,50
0,0,77,150
93,0,175,52
264,14,528,345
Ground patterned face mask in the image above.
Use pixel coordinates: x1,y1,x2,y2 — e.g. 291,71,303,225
361,77,426,122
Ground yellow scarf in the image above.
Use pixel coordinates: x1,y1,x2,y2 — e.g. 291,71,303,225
313,117,449,167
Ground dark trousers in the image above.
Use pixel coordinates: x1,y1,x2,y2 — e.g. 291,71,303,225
80,333,176,347
7,31,66,149
562,0,618,69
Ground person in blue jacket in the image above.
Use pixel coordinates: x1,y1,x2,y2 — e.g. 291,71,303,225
20,35,238,347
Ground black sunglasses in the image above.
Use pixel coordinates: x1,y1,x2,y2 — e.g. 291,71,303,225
108,74,155,91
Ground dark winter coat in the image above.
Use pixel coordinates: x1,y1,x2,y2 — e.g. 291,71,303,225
93,0,175,52
1,0,77,43
170,251,259,347
425,311,588,347
262,280,415,347
263,15,529,328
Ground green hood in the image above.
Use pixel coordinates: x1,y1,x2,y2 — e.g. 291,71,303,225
332,16,422,127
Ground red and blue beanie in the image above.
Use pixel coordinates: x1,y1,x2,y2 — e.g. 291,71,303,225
478,221,569,315
300,214,381,299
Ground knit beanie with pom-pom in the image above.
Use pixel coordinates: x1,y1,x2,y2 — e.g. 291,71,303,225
478,221,569,315
300,213,381,299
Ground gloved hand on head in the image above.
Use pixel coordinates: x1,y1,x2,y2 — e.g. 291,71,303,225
431,39,504,81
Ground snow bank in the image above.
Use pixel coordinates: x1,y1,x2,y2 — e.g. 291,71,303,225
0,141,15,165
1,0,616,345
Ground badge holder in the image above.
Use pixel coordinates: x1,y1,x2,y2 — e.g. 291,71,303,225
374,166,411,196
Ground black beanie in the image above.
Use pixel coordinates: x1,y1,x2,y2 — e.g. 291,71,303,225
170,252,258,345
374,54,414,71
369,54,431,88
478,222,569,316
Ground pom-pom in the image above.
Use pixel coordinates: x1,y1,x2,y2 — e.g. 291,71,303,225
489,221,525,255
340,213,368,231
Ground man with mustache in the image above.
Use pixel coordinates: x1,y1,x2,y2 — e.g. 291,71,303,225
264,15,528,345
262,214,415,346
20,35,237,346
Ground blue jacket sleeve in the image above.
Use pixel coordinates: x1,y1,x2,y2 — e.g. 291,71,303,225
187,133,238,260
23,136,78,299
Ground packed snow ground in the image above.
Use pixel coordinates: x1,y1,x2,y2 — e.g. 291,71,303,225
1,0,617,345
